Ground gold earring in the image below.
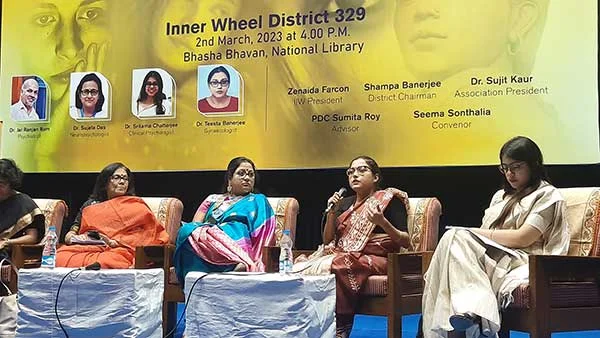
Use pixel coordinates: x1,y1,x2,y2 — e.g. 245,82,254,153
227,185,232,193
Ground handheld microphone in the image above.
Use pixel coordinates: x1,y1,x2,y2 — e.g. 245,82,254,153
325,187,347,213
79,262,101,271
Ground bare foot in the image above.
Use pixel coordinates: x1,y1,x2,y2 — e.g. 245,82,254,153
233,263,247,272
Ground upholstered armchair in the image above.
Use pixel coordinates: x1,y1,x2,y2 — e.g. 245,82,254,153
0,198,68,294
500,187,600,338
131,197,183,336
262,196,442,338
136,196,299,337
356,197,441,338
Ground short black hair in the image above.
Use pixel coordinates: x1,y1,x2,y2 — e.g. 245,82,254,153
0,158,23,189
90,162,136,201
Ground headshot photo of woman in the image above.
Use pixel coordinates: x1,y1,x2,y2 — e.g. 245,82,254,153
69,72,110,120
197,65,240,114
132,69,174,118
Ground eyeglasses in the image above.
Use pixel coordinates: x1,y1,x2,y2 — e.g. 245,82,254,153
209,80,230,88
235,169,255,178
80,89,99,97
110,174,129,182
498,161,526,174
145,81,158,87
346,166,371,176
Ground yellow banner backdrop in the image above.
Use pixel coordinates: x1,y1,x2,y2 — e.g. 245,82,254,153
1,0,598,172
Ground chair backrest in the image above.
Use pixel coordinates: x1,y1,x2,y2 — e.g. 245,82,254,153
558,188,600,257
32,198,68,238
141,197,184,245
267,197,300,247
407,197,442,252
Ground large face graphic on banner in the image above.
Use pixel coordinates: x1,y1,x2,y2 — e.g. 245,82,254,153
15,0,110,102
394,0,544,79
0,0,597,172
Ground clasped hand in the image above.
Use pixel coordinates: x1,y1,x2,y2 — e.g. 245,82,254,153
366,203,386,228
67,231,119,248
0,238,9,250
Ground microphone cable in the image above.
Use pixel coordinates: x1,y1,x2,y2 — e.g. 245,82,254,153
320,210,328,238
54,263,101,338
163,273,209,338
54,269,78,338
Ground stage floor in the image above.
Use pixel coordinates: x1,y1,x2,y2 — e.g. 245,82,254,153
175,305,600,337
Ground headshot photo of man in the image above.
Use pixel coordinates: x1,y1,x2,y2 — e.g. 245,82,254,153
10,77,47,121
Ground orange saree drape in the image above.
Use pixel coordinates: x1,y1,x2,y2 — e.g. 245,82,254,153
56,196,169,268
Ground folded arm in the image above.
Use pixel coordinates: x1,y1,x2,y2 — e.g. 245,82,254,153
472,199,557,249
470,224,543,249
0,228,39,249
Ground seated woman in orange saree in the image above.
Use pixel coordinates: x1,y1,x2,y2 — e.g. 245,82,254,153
294,156,411,338
57,163,169,268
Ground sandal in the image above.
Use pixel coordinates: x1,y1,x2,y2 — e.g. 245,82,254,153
449,312,478,331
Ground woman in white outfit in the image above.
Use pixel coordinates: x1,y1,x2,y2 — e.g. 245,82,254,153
421,136,569,338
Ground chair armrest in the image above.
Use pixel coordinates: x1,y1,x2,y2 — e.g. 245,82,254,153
388,251,434,274
11,244,44,269
528,255,600,315
262,246,317,273
134,244,175,270
530,255,600,281
388,251,434,296
262,246,280,273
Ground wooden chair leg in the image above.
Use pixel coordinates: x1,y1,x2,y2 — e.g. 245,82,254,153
8,271,17,294
416,315,423,338
530,325,550,338
163,301,178,338
388,311,402,338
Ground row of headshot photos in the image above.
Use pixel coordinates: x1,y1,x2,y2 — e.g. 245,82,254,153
8,64,243,123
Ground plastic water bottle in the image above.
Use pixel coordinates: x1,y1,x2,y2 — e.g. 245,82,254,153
279,229,293,274
41,226,57,268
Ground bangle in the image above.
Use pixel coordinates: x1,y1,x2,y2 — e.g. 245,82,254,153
491,229,495,241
